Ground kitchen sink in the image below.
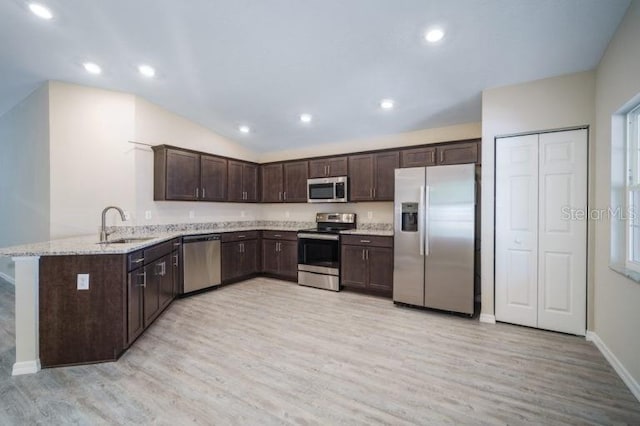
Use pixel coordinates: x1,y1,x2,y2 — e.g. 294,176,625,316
98,237,154,244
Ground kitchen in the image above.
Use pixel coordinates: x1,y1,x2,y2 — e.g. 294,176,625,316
1,0,640,423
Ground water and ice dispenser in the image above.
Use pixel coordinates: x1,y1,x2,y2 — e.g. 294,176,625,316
401,202,419,232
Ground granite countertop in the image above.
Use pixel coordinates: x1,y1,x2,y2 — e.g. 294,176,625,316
0,221,394,257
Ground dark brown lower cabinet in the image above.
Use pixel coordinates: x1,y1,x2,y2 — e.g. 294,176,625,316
221,239,259,283
38,239,180,368
39,255,127,368
261,235,297,281
340,235,394,297
127,268,145,346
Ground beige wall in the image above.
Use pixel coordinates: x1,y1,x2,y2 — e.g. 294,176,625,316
133,97,261,225
0,84,51,282
259,122,481,163
262,202,393,225
593,0,640,388
480,71,596,321
48,82,136,238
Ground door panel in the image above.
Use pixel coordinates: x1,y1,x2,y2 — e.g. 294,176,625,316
348,154,374,201
261,163,283,203
166,149,199,200
424,164,475,314
341,245,367,288
374,152,399,200
368,247,394,295
227,161,244,201
495,135,539,327
393,167,425,306
243,163,259,202
283,161,308,202
201,155,227,201
278,240,299,279
537,129,587,335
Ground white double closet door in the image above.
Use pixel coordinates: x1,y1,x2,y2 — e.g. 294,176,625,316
495,129,587,335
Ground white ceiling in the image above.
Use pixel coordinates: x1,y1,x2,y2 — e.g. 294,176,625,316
0,0,630,152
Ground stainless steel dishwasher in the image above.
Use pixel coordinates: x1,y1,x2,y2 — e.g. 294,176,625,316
182,234,221,293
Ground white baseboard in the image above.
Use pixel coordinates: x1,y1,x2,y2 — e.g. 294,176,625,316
586,331,640,402
479,313,496,324
12,360,41,376
0,272,15,286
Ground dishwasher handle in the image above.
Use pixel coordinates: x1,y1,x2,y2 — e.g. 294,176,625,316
182,234,221,243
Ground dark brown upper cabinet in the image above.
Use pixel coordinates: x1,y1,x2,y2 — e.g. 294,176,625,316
400,141,479,168
348,151,399,201
400,147,436,168
153,146,228,201
228,160,258,202
261,163,283,203
436,142,479,165
308,156,348,178
260,161,308,203
283,161,308,202
200,155,227,201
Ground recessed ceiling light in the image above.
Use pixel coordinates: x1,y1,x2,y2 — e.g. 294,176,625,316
28,3,53,20
425,28,444,43
83,62,102,75
380,99,395,110
239,125,250,134
138,64,156,78
300,113,312,123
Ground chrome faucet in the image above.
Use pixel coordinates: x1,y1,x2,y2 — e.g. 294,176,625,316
100,206,127,242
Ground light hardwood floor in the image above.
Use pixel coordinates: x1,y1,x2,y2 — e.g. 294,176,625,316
1,277,639,424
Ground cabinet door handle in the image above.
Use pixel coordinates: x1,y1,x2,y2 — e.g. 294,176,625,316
362,249,366,260
202,187,206,198
138,272,146,288
196,187,199,198
238,235,246,238
369,188,373,198
366,249,369,260
279,191,282,201
134,257,144,264
439,150,444,163
274,234,282,237
360,240,371,243
283,192,286,201
173,254,178,266
373,187,376,199
173,242,181,247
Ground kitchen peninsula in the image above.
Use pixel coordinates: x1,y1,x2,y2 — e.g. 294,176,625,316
0,220,392,375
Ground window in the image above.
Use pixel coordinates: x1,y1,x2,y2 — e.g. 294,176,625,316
626,104,640,271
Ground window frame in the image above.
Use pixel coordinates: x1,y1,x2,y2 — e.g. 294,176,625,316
626,104,640,272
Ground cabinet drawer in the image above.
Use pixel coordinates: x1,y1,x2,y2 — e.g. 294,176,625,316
143,240,175,264
261,230,297,241
127,250,145,271
341,235,393,248
221,230,259,242
169,237,181,252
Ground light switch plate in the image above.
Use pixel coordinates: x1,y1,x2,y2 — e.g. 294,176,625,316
189,210,195,219
145,211,152,220
367,211,373,219
77,274,89,290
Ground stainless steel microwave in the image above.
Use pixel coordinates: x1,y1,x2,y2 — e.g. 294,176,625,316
307,176,348,203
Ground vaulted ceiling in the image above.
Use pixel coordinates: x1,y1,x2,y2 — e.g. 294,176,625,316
0,0,630,152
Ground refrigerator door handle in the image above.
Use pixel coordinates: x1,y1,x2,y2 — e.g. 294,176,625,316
419,185,425,256
425,185,430,256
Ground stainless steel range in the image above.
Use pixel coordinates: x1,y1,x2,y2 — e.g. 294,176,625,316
297,213,356,291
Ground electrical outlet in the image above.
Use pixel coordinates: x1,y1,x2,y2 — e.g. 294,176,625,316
145,211,152,220
367,211,373,219
189,210,195,219
77,274,89,290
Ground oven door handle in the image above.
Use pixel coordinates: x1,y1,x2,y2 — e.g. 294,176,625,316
297,233,340,241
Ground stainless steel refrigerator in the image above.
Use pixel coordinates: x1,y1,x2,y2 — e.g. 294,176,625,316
393,164,475,315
